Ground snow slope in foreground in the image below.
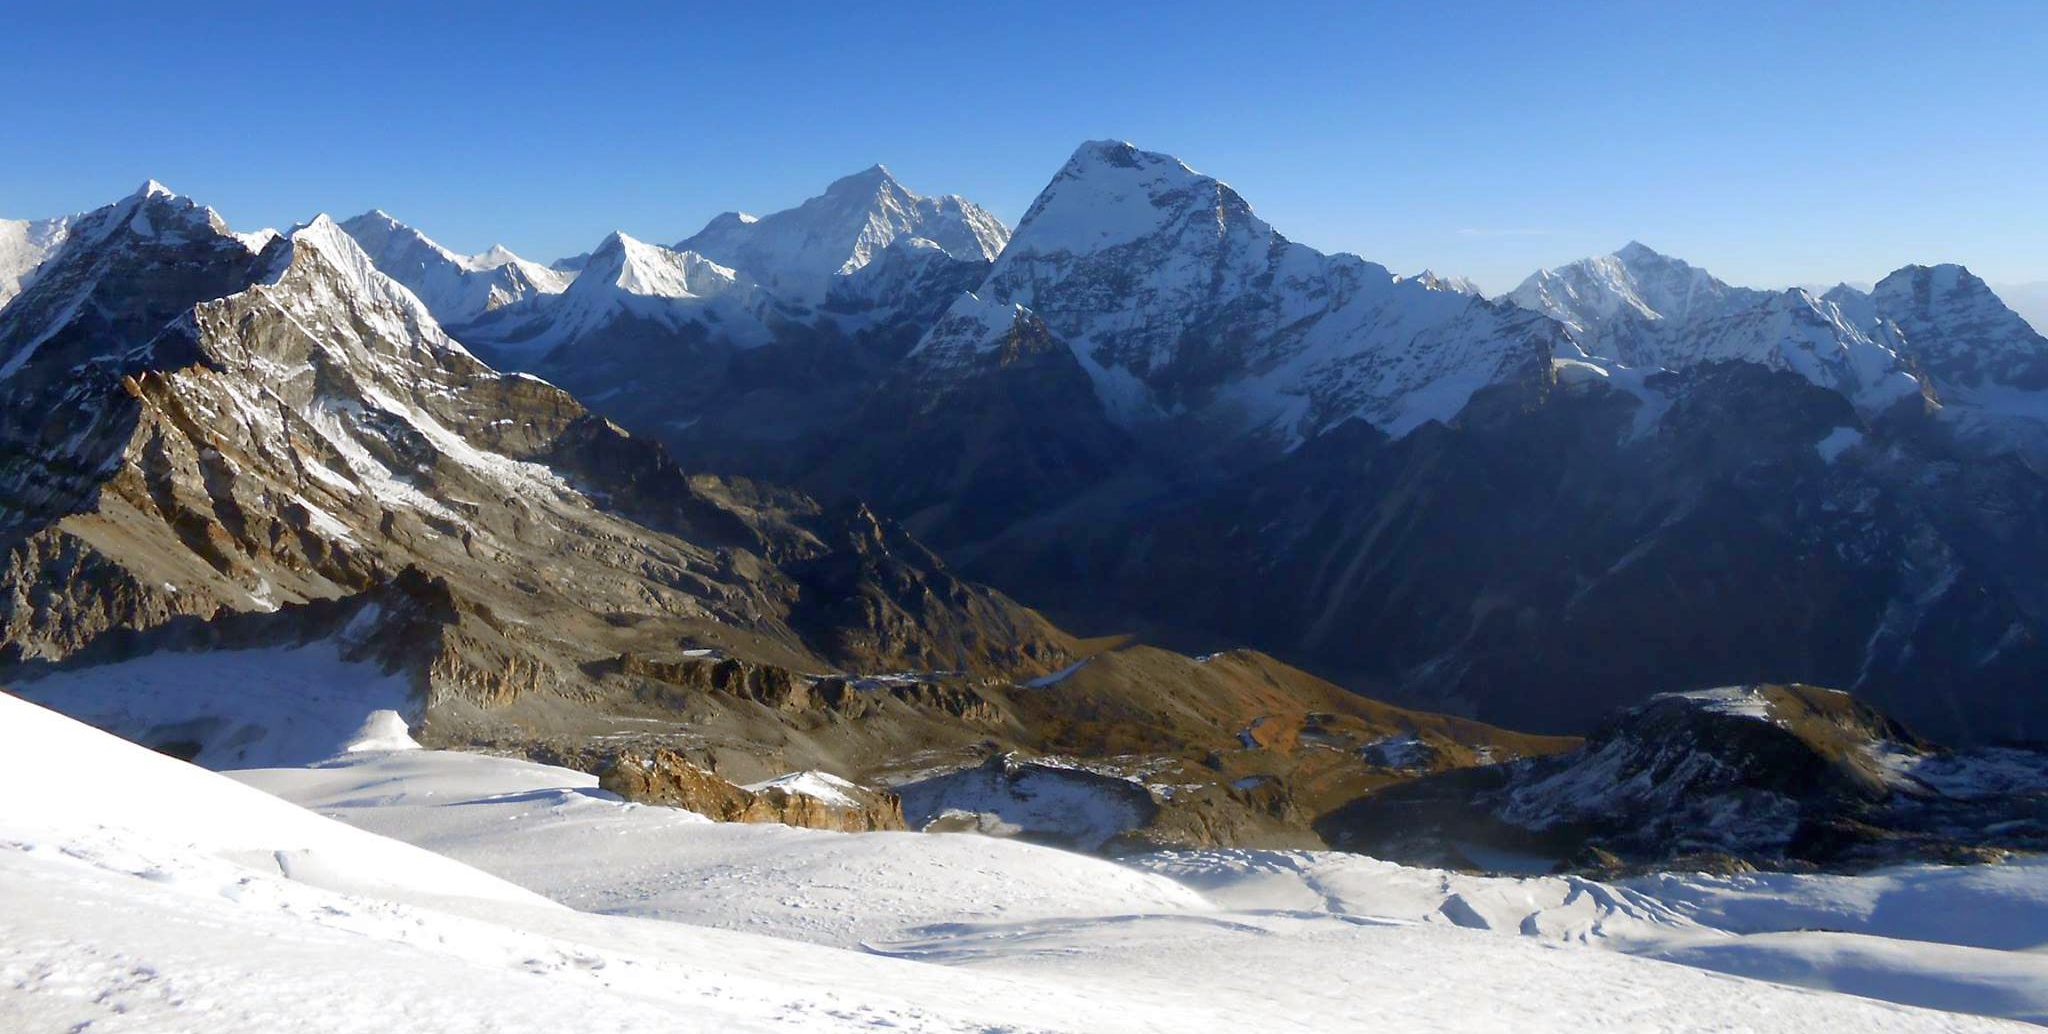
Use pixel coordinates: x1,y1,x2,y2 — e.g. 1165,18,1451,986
0,695,1115,1033
0,689,2030,1031
229,742,2029,1031
234,745,1209,949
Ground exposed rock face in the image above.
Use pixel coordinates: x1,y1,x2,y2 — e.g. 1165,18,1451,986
598,748,905,832
1318,683,2048,872
616,651,1000,723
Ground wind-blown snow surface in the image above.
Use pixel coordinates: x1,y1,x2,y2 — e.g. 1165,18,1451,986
4,691,2034,1031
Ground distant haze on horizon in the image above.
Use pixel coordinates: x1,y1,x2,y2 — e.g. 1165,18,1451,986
3,1,2044,296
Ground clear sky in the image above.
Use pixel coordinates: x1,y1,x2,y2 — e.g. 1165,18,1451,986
4,0,2044,294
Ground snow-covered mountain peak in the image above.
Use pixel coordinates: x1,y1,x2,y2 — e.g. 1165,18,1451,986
283,213,397,282
1004,140,1241,260
100,184,237,245
340,209,465,265
1067,139,1158,170
676,165,1008,303
1406,270,1483,296
945,142,1560,441
1508,244,1767,356
453,230,783,358
822,163,900,197
1502,247,1931,411
582,232,743,300
339,210,570,326
263,214,460,354
1870,261,2048,397
469,244,525,271
1613,240,1667,265
695,210,757,237
0,186,274,388
1875,263,2011,313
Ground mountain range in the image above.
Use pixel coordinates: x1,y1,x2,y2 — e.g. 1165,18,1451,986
318,139,2048,744
5,141,2048,862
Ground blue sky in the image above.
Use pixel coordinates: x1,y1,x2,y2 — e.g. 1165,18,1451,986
4,1,2044,293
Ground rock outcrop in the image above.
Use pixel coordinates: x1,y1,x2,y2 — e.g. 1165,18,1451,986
616,651,1001,723
599,748,905,832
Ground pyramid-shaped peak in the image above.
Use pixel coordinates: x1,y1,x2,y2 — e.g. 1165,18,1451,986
337,209,466,267
1615,241,1671,263
1005,141,1241,260
824,163,902,195
277,214,420,303
350,209,407,229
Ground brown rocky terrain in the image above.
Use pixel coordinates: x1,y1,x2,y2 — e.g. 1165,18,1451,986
888,641,1578,851
599,748,906,832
